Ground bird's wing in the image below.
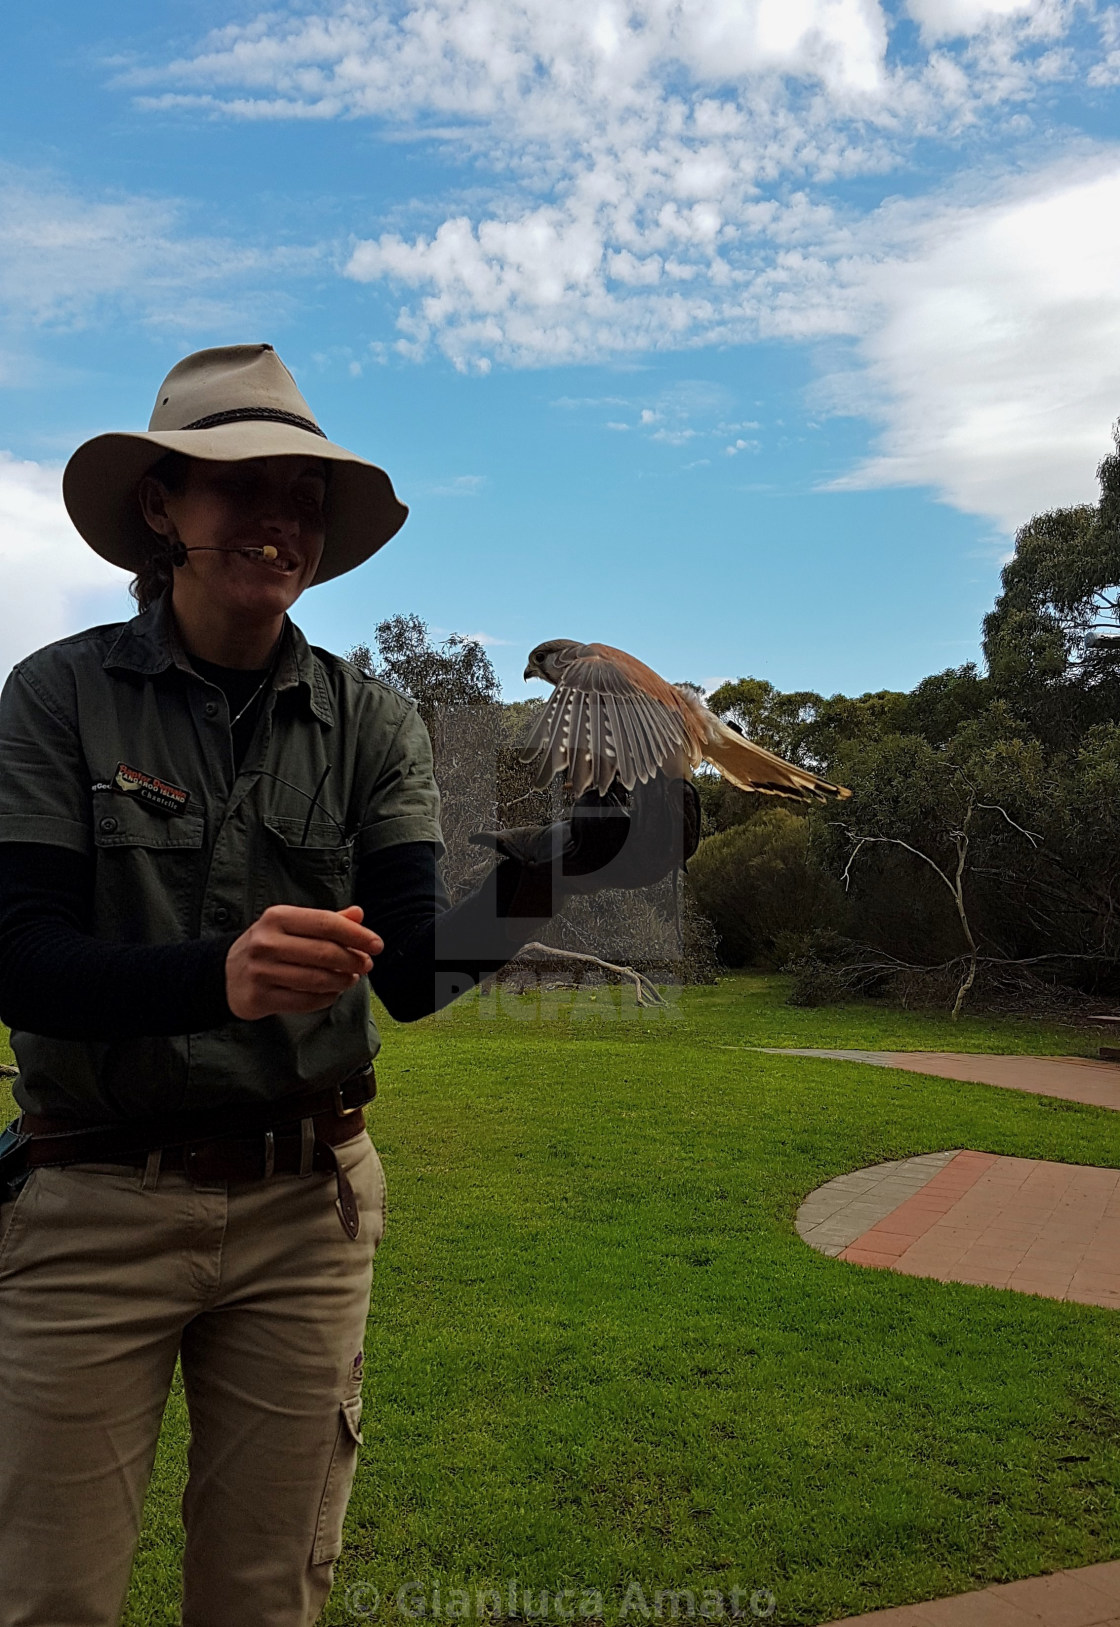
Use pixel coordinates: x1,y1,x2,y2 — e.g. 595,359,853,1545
520,644,699,796
694,704,851,803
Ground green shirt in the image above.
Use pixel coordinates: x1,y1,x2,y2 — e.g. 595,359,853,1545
0,592,443,1119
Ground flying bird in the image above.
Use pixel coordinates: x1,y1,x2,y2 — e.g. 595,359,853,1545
521,640,850,804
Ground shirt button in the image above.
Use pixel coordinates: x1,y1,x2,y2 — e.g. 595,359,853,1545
204,701,220,719
98,816,118,835
213,906,230,925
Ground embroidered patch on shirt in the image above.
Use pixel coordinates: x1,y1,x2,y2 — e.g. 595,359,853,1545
92,764,192,816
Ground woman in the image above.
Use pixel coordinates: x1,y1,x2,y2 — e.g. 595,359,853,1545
0,344,689,1627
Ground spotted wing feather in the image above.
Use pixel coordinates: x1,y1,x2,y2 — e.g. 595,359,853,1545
521,646,696,794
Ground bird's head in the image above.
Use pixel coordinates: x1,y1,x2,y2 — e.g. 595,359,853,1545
524,639,581,685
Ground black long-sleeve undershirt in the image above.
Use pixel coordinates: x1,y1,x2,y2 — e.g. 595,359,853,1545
0,841,544,1042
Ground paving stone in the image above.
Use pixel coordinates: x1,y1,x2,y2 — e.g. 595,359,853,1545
840,1247,899,1267
828,1565,1120,1623
794,1055,1120,1625
801,1150,1120,1311
996,1571,1120,1624
1071,1564,1120,1606
763,1049,1120,1110
909,1590,1046,1623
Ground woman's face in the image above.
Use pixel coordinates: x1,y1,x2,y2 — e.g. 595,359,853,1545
141,454,329,622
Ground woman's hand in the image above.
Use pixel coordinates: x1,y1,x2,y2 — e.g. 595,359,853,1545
225,903,383,1020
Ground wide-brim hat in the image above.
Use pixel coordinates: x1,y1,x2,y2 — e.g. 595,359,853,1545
62,343,408,586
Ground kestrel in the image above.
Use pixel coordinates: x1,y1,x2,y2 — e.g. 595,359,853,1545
522,640,850,803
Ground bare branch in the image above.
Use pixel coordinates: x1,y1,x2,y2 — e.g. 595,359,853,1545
975,802,1042,847
513,942,668,1007
496,788,547,811
949,797,978,1018
842,831,955,894
844,800,981,1020
840,837,868,893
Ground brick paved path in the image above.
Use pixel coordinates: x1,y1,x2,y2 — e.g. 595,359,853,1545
826,1560,1120,1623
791,1049,1120,1622
759,1049,1120,1110
798,1149,1120,1308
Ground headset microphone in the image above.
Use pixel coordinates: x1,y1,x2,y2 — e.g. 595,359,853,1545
169,544,278,567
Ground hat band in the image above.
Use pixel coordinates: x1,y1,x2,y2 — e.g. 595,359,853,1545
179,407,327,437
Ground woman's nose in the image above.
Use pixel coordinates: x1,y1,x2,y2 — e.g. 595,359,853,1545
260,503,302,543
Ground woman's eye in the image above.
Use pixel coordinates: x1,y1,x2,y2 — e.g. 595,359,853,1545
214,474,259,503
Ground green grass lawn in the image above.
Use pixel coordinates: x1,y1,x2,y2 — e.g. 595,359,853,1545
3,978,1119,1625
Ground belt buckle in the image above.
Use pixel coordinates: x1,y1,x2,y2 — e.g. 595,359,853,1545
183,1141,222,1185
333,1066,375,1118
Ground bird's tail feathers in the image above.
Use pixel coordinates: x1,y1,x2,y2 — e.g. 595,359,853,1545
703,719,850,802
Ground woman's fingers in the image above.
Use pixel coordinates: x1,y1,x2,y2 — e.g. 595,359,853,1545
227,904,385,1021
253,989,348,1014
256,962,361,994
261,904,383,957
265,939,371,976
251,908,384,976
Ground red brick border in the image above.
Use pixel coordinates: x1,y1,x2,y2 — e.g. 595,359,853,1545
839,1152,997,1268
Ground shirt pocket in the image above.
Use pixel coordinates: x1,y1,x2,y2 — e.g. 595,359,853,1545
91,793,206,939
258,815,355,914
93,793,205,853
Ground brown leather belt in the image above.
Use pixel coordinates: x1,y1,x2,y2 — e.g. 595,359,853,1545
15,1066,377,1239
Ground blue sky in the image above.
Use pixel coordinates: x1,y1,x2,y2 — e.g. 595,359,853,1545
2,0,1119,700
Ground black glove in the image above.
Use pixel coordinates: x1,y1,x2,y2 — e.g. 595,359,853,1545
471,776,701,917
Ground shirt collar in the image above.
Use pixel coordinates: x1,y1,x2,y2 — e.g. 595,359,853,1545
104,592,334,727
273,617,335,727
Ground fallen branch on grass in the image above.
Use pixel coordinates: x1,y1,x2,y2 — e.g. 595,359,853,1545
512,942,667,1007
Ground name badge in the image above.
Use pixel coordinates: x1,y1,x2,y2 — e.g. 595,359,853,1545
91,764,192,816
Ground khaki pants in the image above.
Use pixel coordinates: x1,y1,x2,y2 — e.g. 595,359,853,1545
0,1129,386,1627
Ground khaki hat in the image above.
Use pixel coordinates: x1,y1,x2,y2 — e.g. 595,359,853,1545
62,343,408,585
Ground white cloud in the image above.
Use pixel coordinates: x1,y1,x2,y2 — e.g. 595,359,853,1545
133,0,1093,371
462,630,514,646
121,2,1120,531
131,0,895,120
831,156,1120,531
0,167,316,332
429,473,487,495
0,454,126,681
550,395,631,409
904,0,1064,43
1089,6,1120,84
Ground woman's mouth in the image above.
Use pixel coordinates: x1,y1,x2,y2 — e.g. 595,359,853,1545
235,546,300,574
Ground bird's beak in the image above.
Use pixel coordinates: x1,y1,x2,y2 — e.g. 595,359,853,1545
523,664,535,681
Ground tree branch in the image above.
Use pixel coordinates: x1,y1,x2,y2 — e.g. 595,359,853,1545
842,831,955,894
512,942,668,1007
975,802,1042,847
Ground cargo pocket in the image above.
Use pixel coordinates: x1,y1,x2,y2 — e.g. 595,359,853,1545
312,1393,365,1565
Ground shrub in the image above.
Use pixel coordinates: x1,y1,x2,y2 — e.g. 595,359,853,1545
686,807,844,967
